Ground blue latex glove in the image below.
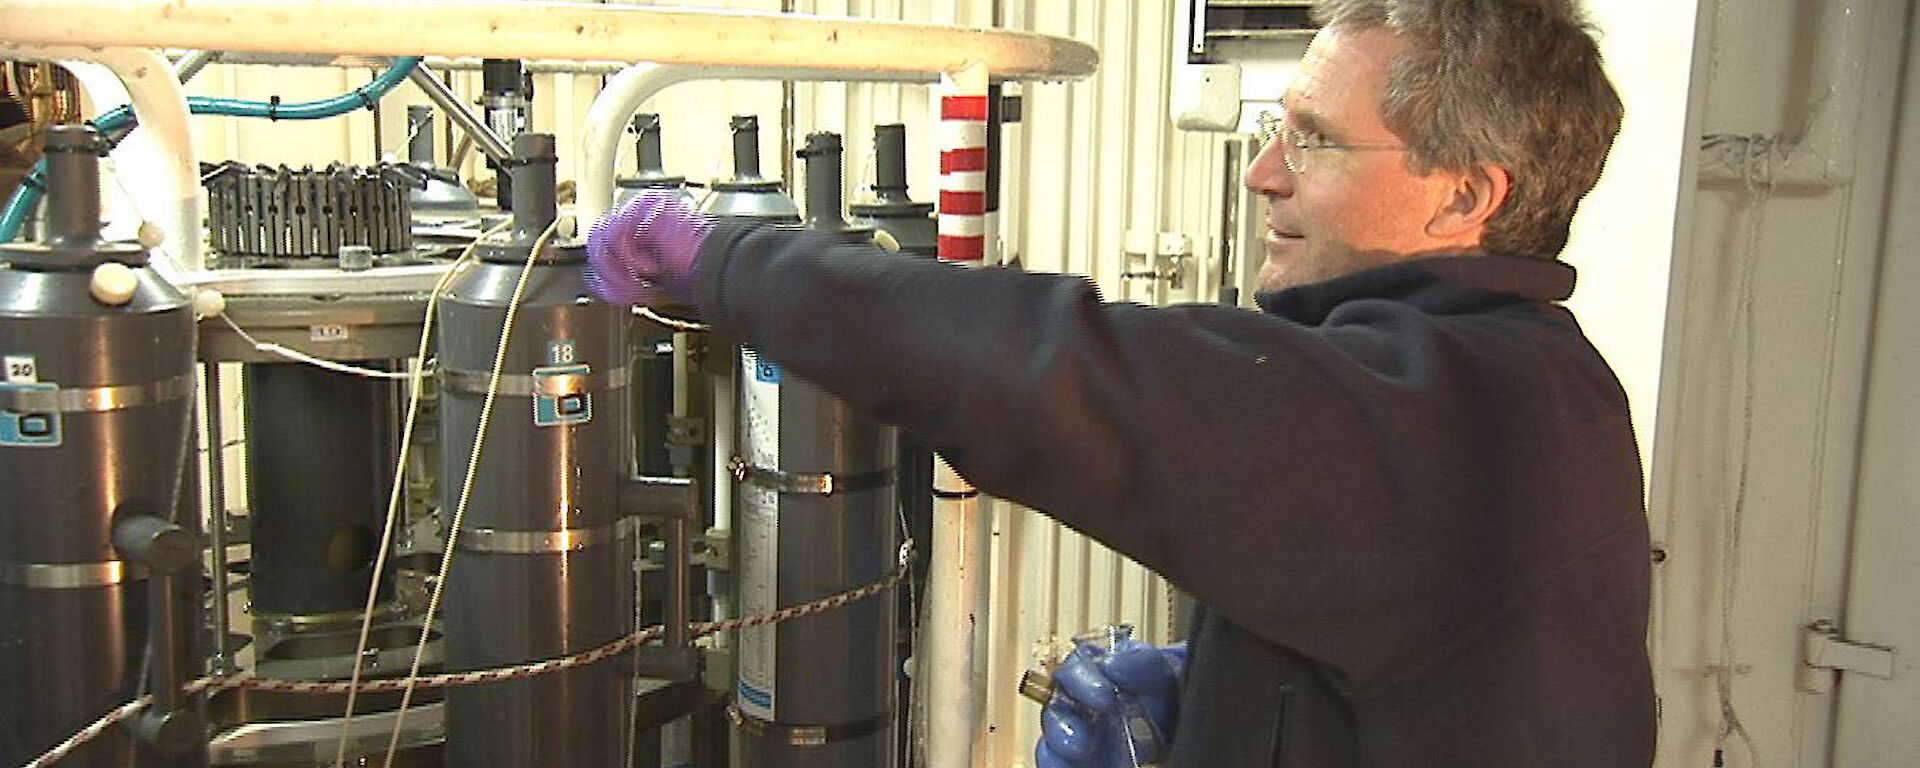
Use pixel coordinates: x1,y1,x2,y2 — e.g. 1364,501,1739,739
584,188,714,306
1036,628,1188,768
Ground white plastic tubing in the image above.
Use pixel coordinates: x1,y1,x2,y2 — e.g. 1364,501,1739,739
0,44,202,272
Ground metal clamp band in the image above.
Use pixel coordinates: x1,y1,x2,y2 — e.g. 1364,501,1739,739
438,365,630,397
0,373,194,413
454,517,642,554
726,704,890,747
0,560,144,589
729,457,894,497
932,487,980,500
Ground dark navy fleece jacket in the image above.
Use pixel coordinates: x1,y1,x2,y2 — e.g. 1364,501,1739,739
692,219,1656,768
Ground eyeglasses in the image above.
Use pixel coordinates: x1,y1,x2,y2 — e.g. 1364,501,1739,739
1276,124,1412,174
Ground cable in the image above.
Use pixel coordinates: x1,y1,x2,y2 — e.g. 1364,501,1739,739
329,220,510,768
214,314,425,381
635,305,710,332
381,218,561,768
1710,133,1778,768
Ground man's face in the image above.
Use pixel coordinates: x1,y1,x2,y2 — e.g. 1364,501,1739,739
1246,25,1474,292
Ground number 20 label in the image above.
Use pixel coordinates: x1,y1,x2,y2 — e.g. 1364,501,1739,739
4,356,38,384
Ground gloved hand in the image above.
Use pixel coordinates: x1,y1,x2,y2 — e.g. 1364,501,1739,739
584,188,714,306
1036,627,1187,768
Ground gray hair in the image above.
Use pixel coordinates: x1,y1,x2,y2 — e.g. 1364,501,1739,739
1313,0,1624,258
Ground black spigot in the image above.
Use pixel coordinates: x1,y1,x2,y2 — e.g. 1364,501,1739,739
114,512,207,758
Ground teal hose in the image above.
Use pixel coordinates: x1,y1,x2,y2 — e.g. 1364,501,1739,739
0,56,423,244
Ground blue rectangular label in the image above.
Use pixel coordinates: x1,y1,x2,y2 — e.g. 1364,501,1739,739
532,363,592,427
0,382,61,448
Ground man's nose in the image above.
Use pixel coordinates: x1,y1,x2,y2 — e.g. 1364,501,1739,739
1245,136,1295,198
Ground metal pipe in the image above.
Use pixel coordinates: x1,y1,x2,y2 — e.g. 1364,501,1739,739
171,49,219,83
709,361,737,644
202,360,233,675
144,52,636,75
666,517,690,651
925,457,985,768
406,64,513,165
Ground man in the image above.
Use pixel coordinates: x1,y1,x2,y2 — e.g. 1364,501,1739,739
585,0,1655,764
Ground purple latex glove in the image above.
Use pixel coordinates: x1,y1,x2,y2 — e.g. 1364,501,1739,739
584,188,714,306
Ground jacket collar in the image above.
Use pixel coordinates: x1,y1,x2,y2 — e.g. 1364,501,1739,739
1253,254,1576,323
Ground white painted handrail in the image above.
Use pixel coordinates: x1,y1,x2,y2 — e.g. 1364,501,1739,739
0,0,1098,82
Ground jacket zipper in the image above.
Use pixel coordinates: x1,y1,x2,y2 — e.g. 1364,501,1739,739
1267,684,1294,767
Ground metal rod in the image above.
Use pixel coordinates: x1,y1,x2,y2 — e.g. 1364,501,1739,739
201,361,233,675
406,64,512,165
171,49,218,82
147,52,636,75
666,516,689,650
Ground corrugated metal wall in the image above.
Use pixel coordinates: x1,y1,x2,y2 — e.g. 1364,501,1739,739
184,2,1227,765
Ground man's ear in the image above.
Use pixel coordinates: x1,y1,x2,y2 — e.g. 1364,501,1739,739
1427,163,1511,241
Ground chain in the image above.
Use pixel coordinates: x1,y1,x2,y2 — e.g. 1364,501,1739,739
20,543,911,767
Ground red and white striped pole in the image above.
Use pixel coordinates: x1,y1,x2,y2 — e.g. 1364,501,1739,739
938,65,990,263
926,63,991,768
